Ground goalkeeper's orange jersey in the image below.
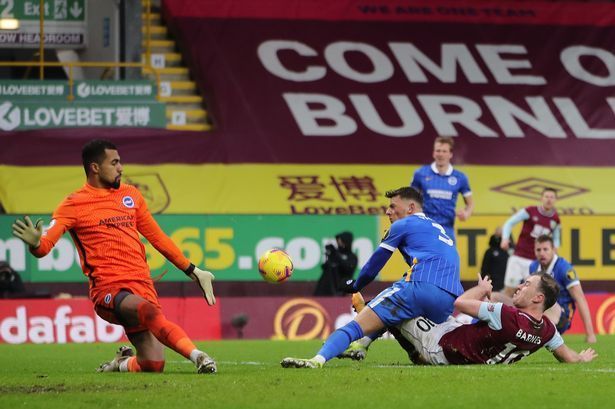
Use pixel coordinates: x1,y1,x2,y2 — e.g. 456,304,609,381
31,183,190,288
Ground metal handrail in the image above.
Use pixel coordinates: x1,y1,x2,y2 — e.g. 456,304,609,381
1,0,160,100
0,61,162,101
38,0,44,79
144,0,152,70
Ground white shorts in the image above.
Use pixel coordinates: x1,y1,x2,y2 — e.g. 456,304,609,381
398,316,463,365
503,255,533,289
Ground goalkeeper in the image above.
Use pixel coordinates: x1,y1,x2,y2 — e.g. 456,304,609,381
12,140,217,374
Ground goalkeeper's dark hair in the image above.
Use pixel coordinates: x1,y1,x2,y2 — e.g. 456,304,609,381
82,139,117,176
535,273,559,311
385,186,423,207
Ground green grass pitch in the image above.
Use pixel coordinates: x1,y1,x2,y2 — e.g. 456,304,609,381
0,335,612,409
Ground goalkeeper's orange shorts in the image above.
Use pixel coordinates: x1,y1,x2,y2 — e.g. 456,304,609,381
90,279,162,333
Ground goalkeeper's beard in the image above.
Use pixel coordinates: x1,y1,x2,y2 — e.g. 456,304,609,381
111,175,122,189
105,176,121,189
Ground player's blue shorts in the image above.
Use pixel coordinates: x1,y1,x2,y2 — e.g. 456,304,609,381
367,280,456,326
557,301,575,334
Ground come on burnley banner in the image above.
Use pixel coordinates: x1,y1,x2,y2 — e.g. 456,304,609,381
158,0,615,165
1,0,615,166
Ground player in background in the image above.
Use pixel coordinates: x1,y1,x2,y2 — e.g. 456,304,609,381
500,188,561,297
530,235,596,343
12,140,217,374
410,136,473,243
281,186,462,369
383,274,596,365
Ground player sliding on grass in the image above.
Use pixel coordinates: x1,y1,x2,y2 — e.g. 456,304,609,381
12,140,217,374
353,273,596,365
282,186,463,369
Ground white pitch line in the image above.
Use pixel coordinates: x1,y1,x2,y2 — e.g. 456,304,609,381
218,361,267,365
389,365,615,373
167,360,268,365
167,360,614,373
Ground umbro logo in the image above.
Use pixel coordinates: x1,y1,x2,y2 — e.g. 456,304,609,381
491,177,588,200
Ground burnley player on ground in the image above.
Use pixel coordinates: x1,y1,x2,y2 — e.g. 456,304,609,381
395,273,596,365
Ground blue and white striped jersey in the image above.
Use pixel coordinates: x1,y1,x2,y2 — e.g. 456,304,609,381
381,212,463,296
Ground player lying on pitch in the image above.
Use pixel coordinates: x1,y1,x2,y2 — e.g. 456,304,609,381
344,273,596,365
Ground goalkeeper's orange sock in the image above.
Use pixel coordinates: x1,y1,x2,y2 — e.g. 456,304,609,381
120,356,165,373
136,301,202,362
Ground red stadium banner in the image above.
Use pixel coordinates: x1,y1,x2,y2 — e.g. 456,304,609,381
1,0,614,166
0,298,221,344
0,296,353,344
218,297,357,340
1,293,611,343
163,0,614,26
569,293,615,335
159,0,615,166
0,299,127,344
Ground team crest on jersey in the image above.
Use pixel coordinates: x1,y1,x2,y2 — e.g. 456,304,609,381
532,216,539,222
447,176,457,186
104,293,112,304
122,196,135,208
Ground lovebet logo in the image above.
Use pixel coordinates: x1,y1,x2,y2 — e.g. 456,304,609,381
76,82,91,98
0,102,161,128
22,106,118,127
0,101,21,131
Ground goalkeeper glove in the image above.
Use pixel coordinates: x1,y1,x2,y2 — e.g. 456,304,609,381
185,264,216,306
12,216,43,248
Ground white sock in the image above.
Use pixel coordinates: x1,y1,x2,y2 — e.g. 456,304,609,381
357,336,373,348
189,349,203,364
313,355,326,364
119,357,131,372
